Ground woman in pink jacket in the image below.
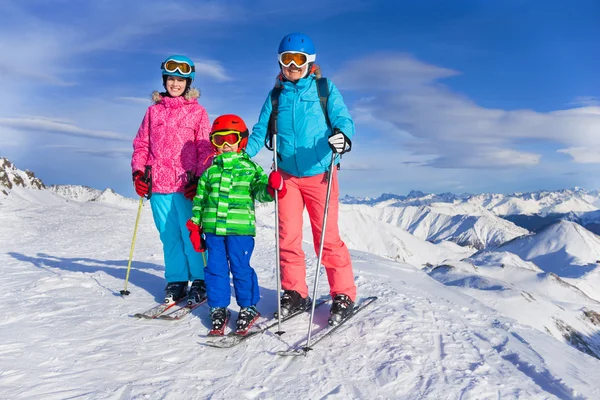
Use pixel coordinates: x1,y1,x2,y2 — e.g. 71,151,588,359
131,55,213,305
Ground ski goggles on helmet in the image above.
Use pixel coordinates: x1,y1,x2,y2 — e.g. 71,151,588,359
162,59,195,76
211,130,242,148
278,51,316,68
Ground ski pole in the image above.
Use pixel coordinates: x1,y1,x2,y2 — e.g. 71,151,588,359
121,166,152,296
303,153,336,351
120,196,144,296
272,132,284,335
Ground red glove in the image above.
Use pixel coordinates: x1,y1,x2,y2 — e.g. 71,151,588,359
186,219,206,252
267,171,287,199
184,173,199,201
132,171,149,197
184,183,197,201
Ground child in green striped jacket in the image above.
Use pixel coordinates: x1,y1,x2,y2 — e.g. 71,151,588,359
186,114,286,335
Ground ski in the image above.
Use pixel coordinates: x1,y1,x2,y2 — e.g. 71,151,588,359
204,299,329,349
157,298,207,320
133,298,186,319
277,296,378,357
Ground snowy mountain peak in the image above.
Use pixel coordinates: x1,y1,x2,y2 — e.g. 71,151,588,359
0,157,45,195
49,184,104,202
50,185,138,206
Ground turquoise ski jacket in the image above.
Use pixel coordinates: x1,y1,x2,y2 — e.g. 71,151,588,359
245,73,354,177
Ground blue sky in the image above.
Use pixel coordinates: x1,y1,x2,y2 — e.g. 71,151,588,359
1,0,599,198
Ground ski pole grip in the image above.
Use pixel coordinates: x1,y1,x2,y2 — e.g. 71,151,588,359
143,165,153,200
185,170,198,188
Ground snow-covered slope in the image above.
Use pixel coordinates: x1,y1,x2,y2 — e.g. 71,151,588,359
497,220,600,274
345,202,528,249
493,220,600,302
426,254,600,361
1,196,599,398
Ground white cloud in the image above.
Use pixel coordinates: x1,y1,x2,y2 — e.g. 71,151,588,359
569,96,600,107
558,147,600,164
43,144,132,159
0,2,236,86
0,117,127,141
115,97,152,105
193,60,234,82
333,54,600,168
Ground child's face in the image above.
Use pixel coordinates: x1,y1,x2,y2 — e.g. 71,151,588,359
216,142,239,154
165,76,187,97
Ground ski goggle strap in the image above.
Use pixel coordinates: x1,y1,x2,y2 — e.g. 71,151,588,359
211,130,242,148
162,60,195,76
278,51,316,68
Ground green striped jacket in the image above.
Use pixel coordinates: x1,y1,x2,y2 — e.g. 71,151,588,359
191,151,274,236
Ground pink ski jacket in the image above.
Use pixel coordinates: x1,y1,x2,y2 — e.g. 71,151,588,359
131,88,213,194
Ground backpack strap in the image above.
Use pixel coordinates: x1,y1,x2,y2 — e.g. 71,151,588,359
315,77,332,130
265,77,331,162
316,77,343,170
266,85,282,151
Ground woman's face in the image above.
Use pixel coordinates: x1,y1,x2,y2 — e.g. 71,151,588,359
281,64,308,82
165,76,187,97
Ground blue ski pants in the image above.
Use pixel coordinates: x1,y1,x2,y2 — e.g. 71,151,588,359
150,193,205,283
204,234,260,308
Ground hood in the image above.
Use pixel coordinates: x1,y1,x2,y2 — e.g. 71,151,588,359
151,87,201,104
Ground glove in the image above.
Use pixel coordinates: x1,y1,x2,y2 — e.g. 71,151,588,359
132,171,149,197
184,176,199,201
328,130,352,154
267,171,287,199
186,219,206,252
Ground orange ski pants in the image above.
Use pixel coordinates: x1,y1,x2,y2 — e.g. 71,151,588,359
277,169,356,301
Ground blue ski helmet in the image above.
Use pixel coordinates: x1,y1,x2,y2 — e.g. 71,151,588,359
160,55,195,81
278,33,316,56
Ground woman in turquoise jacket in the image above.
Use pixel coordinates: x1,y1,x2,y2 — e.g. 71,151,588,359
245,33,357,326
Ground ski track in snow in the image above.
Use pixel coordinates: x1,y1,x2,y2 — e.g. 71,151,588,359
0,201,599,399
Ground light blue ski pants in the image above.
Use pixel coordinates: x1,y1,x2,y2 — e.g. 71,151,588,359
150,193,205,283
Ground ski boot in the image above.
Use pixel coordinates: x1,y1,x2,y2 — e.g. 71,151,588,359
274,290,311,319
208,307,230,336
328,294,354,326
187,279,207,306
164,281,188,304
235,306,260,335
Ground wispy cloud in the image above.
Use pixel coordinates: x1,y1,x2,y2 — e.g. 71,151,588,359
558,147,600,164
335,53,600,168
194,60,234,82
0,117,127,141
0,2,235,86
115,97,152,105
569,96,600,107
43,144,132,159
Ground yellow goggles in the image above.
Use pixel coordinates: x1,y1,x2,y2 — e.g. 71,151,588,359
211,130,242,148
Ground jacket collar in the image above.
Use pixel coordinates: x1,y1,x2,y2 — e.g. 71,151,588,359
213,151,247,169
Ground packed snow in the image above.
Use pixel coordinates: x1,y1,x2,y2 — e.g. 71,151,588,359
1,186,600,399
